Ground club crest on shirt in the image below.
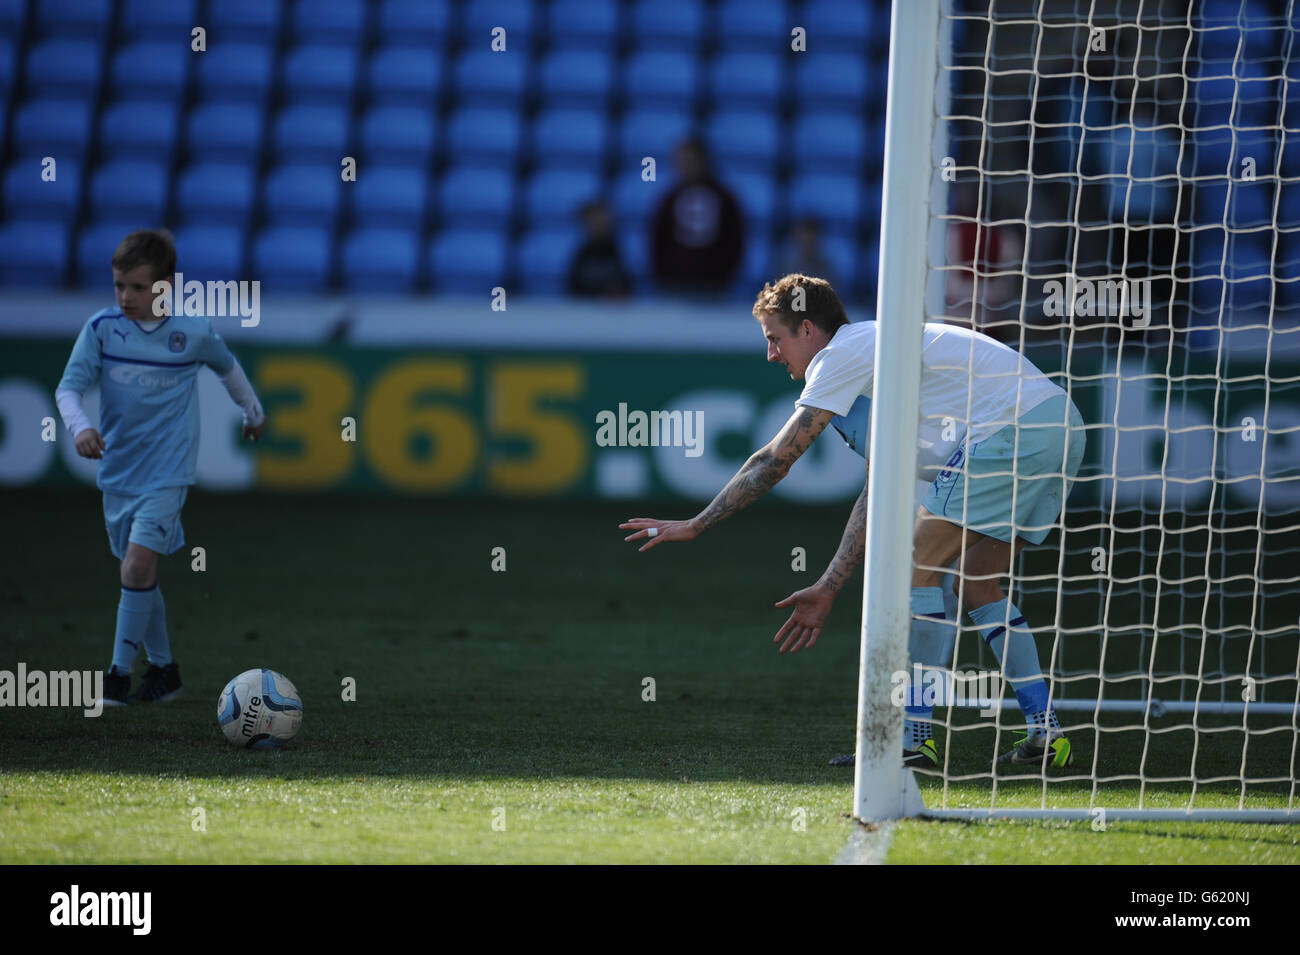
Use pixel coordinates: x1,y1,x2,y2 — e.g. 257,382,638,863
168,331,186,353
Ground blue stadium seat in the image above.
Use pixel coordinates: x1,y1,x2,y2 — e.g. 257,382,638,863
173,224,245,279
360,105,436,162
707,51,783,108
706,109,779,166
446,107,522,162
186,102,264,159
110,41,188,102
252,225,332,290
0,37,14,97
624,50,697,103
0,220,69,287
378,0,450,44
272,104,350,160
176,162,257,225
545,0,619,47
1280,179,1300,230
716,0,787,47
195,43,274,102
351,165,429,226
291,0,365,43
794,54,867,106
14,98,93,157
34,0,110,36
731,233,771,294
207,0,284,42
1200,181,1275,230
1192,130,1234,177
790,172,862,227
25,39,102,97
722,167,777,226
98,100,179,160
1188,75,1236,131
438,165,515,223
611,172,666,227
367,47,443,104
817,231,856,291
459,0,535,43
1227,181,1275,230
630,0,705,49
453,49,529,104
0,0,25,34
802,0,874,52
4,157,82,216
523,167,601,223
75,220,145,288
792,112,866,171
122,0,198,40
263,164,344,226
617,108,692,162
1225,234,1272,281
89,160,168,223
283,45,360,103
342,227,420,292
428,228,507,291
531,108,607,162
539,50,614,104
516,226,581,294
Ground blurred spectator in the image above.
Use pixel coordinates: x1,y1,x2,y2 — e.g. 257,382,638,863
651,137,745,295
778,216,837,289
945,183,1025,344
568,200,631,299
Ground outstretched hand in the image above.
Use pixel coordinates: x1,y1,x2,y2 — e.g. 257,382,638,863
773,583,837,653
619,518,699,553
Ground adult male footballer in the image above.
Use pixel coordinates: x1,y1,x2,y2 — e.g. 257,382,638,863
620,274,1085,769
56,229,267,706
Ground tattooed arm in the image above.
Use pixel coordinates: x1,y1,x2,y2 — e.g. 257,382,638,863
693,405,834,533
818,465,869,595
620,405,835,551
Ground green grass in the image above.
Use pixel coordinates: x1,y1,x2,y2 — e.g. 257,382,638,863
2,490,1297,863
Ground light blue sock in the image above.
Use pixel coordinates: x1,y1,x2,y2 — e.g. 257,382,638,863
143,584,172,667
906,586,952,749
968,597,1060,739
112,585,154,674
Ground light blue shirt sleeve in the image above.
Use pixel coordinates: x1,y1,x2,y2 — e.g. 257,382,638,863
58,318,103,394
195,322,236,375
831,394,872,460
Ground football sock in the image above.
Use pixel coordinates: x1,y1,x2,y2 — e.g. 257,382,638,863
905,586,952,750
112,585,155,674
143,584,173,667
969,597,1061,740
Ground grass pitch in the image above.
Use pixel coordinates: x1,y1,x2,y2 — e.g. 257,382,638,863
3,490,1296,863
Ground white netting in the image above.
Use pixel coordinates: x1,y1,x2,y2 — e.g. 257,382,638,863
917,0,1299,816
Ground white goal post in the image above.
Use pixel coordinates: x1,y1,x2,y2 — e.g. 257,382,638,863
856,0,1300,822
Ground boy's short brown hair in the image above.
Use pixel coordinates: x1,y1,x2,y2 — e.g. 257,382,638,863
752,273,850,336
112,229,176,282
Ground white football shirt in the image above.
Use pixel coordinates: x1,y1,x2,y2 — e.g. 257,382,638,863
795,321,1065,479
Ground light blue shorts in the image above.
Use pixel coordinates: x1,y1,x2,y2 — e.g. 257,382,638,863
920,394,1085,545
103,486,189,559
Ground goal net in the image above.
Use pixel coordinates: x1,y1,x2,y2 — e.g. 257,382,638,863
861,0,1299,821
